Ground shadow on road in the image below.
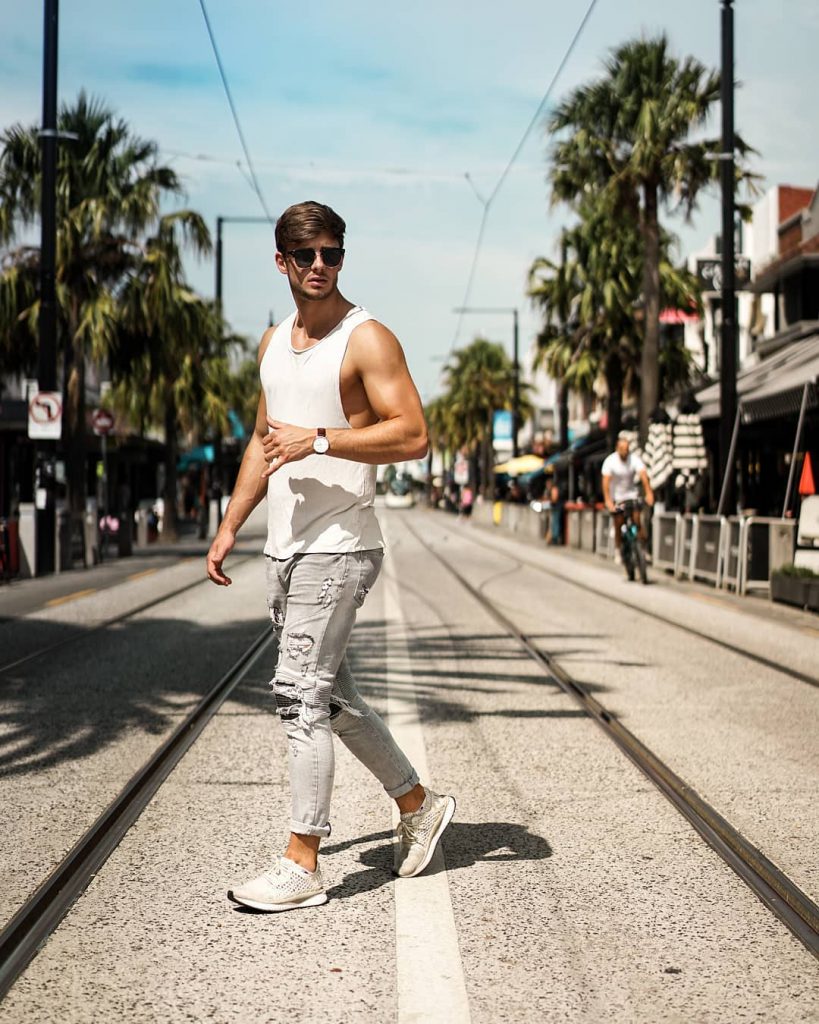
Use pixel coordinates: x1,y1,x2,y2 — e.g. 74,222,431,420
322,820,553,901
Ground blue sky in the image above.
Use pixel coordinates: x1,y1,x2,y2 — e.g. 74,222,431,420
2,1,818,400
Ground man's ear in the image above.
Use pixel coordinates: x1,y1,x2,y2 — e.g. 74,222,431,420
275,251,288,275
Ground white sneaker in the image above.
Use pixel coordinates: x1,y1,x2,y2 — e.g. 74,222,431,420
228,857,327,912
394,790,456,878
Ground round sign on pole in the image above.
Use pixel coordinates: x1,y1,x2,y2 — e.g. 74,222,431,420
28,390,63,440
92,408,115,436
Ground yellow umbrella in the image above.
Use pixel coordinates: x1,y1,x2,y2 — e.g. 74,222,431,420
493,454,545,476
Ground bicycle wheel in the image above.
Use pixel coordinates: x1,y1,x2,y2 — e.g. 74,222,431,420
635,540,648,584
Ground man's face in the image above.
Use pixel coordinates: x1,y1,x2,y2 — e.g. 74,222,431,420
616,439,630,459
275,231,344,303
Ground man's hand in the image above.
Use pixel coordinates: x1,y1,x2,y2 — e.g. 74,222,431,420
207,528,236,586
262,418,312,477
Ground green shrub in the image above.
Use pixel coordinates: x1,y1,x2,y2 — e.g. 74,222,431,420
774,563,819,579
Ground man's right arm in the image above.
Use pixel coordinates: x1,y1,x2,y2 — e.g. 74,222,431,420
206,329,274,586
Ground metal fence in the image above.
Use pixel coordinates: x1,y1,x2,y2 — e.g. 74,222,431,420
652,512,682,574
738,517,796,595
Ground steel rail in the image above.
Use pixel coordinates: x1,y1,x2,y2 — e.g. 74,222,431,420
0,554,256,677
423,511,819,690
0,625,274,999
404,518,819,960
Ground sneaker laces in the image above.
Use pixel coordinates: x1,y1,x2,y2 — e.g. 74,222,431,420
396,817,420,846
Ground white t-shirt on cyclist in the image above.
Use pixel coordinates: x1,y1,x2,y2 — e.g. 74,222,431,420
601,451,645,504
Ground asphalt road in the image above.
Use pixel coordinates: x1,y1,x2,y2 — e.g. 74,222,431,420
0,505,816,1023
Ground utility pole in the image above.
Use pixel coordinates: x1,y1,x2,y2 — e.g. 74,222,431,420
512,308,520,458
719,0,737,514
35,0,59,575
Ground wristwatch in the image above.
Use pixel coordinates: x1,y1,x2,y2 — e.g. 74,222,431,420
312,427,330,455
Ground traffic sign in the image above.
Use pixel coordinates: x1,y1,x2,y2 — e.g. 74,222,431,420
92,408,115,436
27,389,62,440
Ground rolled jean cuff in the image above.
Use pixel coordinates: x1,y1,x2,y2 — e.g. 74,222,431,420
385,771,421,800
290,819,331,839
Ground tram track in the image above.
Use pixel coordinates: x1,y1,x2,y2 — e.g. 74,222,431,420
422,511,819,690
0,554,256,677
0,625,274,1000
403,516,819,960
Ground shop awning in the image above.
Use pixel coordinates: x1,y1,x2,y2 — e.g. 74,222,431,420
544,429,608,472
696,334,819,423
178,444,216,470
493,453,545,476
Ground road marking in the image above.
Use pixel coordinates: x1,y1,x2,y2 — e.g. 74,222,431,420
127,568,158,581
45,588,96,607
382,537,472,1024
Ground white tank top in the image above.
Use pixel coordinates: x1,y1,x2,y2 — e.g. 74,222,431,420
259,305,385,559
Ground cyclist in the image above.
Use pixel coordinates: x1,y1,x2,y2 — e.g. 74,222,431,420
602,433,654,563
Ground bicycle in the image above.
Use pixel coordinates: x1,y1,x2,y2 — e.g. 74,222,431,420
613,499,649,584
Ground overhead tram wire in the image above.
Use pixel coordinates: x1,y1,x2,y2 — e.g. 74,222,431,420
450,0,600,351
197,0,276,228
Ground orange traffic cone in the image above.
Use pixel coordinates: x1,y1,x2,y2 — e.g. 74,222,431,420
798,451,816,496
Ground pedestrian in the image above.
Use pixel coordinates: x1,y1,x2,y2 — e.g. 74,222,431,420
206,201,456,913
547,478,563,545
459,484,474,518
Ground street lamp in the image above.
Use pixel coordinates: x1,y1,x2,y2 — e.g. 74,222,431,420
215,215,275,311
718,0,737,513
452,306,520,457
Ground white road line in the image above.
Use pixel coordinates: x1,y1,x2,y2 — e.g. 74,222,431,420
382,545,472,1024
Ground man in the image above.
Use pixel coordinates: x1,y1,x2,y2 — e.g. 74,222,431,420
601,432,655,559
206,201,455,913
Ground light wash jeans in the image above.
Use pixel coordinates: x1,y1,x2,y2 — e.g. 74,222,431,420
265,549,419,838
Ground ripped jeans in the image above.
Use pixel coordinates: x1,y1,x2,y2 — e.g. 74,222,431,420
266,549,420,838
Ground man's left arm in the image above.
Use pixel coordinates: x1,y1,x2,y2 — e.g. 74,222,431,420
262,321,428,473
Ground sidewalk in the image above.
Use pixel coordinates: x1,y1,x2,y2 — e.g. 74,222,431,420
462,502,819,635
0,505,268,621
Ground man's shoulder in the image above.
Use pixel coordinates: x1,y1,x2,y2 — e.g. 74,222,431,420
348,317,402,362
601,452,618,473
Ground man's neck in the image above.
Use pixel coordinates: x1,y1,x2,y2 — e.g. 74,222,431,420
292,292,355,342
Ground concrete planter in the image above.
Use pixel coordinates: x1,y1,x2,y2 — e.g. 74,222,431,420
770,572,819,611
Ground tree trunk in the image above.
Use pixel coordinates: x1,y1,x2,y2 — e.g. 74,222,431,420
558,380,570,451
161,389,179,541
605,351,624,451
640,180,661,445
482,412,495,499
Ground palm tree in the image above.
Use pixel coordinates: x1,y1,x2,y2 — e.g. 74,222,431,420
0,91,181,526
441,337,533,496
529,194,701,448
110,211,228,541
548,34,754,441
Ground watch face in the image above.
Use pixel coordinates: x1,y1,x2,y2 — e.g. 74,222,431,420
313,435,330,454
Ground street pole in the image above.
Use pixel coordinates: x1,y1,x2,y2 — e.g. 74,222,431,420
215,216,223,312
718,0,737,514
215,214,272,310
512,308,520,458
35,0,59,576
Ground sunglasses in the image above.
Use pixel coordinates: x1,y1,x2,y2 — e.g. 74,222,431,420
286,247,345,269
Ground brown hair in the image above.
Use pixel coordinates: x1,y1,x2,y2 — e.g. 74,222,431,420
275,201,346,253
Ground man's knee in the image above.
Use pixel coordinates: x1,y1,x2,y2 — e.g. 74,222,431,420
271,673,333,729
